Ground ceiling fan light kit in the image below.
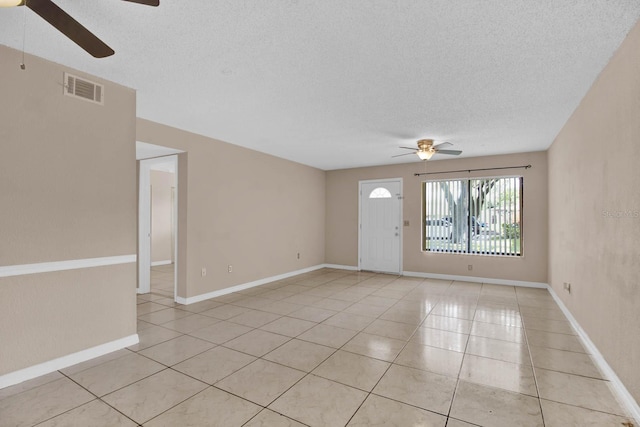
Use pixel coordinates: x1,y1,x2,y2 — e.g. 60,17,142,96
417,150,434,160
416,139,436,160
0,0,24,7
393,138,461,161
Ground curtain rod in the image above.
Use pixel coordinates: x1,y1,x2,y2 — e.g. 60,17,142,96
414,164,531,177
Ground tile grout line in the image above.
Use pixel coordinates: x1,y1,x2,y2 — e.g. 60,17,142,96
131,271,595,425
444,283,481,424
343,278,464,425
261,273,434,425
253,271,390,425
154,272,526,424
55,369,142,427
170,271,371,426
515,287,547,427
11,270,562,426
301,274,444,426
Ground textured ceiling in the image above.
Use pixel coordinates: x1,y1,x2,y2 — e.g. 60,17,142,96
1,1,639,170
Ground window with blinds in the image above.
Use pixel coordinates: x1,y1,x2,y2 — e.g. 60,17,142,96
422,176,522,256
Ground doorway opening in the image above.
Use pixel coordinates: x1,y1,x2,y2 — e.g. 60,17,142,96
136,142,183,300
149,164,176,298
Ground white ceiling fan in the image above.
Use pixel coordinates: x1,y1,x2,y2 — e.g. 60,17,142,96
393,139,462,160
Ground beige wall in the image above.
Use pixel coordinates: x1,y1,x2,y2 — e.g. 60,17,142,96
326,151,548,283
0,46,137,375
151,170,174,264
548,20,640,402
137,119,326,299
0,265,136,373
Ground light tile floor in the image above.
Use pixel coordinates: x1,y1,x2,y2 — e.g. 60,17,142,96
0,267,635,426
150,264,175,298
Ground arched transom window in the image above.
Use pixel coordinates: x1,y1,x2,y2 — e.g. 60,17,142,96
369,187,392,198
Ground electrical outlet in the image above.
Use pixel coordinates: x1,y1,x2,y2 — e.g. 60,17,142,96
201,268,206,277
228,265,233,273
468,264,473,271
403,220,410,226
563,282,571,293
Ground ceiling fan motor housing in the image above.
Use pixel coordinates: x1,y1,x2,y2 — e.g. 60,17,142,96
417,139,435,151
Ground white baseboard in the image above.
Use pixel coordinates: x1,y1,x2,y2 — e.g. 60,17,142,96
322,265,547,288
323,264,359,271
177,263,545,306
143,260,640,421
176,264,328,305
547,286,640,423
0,334,139,390
151,260,173,267
399,271,548,288
170,261,640,422
324,265,639,421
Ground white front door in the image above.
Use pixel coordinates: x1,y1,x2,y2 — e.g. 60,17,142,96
359,179,402,274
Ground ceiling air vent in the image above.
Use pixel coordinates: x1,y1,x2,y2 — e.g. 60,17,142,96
63,72,104,105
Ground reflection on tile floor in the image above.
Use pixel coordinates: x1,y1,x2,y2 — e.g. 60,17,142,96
0,266,635,426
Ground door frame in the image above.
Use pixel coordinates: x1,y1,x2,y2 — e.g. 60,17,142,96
358,178,403,274
138,155,178,298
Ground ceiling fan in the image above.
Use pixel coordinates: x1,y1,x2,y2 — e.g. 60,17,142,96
0,0,159,58
393,139,462,160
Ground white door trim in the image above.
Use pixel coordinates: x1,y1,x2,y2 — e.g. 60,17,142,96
358,178,403,274
138,155,179,297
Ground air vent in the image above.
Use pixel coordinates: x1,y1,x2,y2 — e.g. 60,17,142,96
63,72,104,105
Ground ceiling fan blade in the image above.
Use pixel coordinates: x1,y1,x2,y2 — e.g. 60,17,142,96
26,0,114,58
392,152,417,158
399,146,418,150
122,0,159,6
434,141,453,148
434,149,462,156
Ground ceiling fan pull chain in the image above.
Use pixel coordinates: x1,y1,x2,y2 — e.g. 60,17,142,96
20,4,26,69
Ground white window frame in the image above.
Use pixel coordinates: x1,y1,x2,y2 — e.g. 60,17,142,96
422,175,523,256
